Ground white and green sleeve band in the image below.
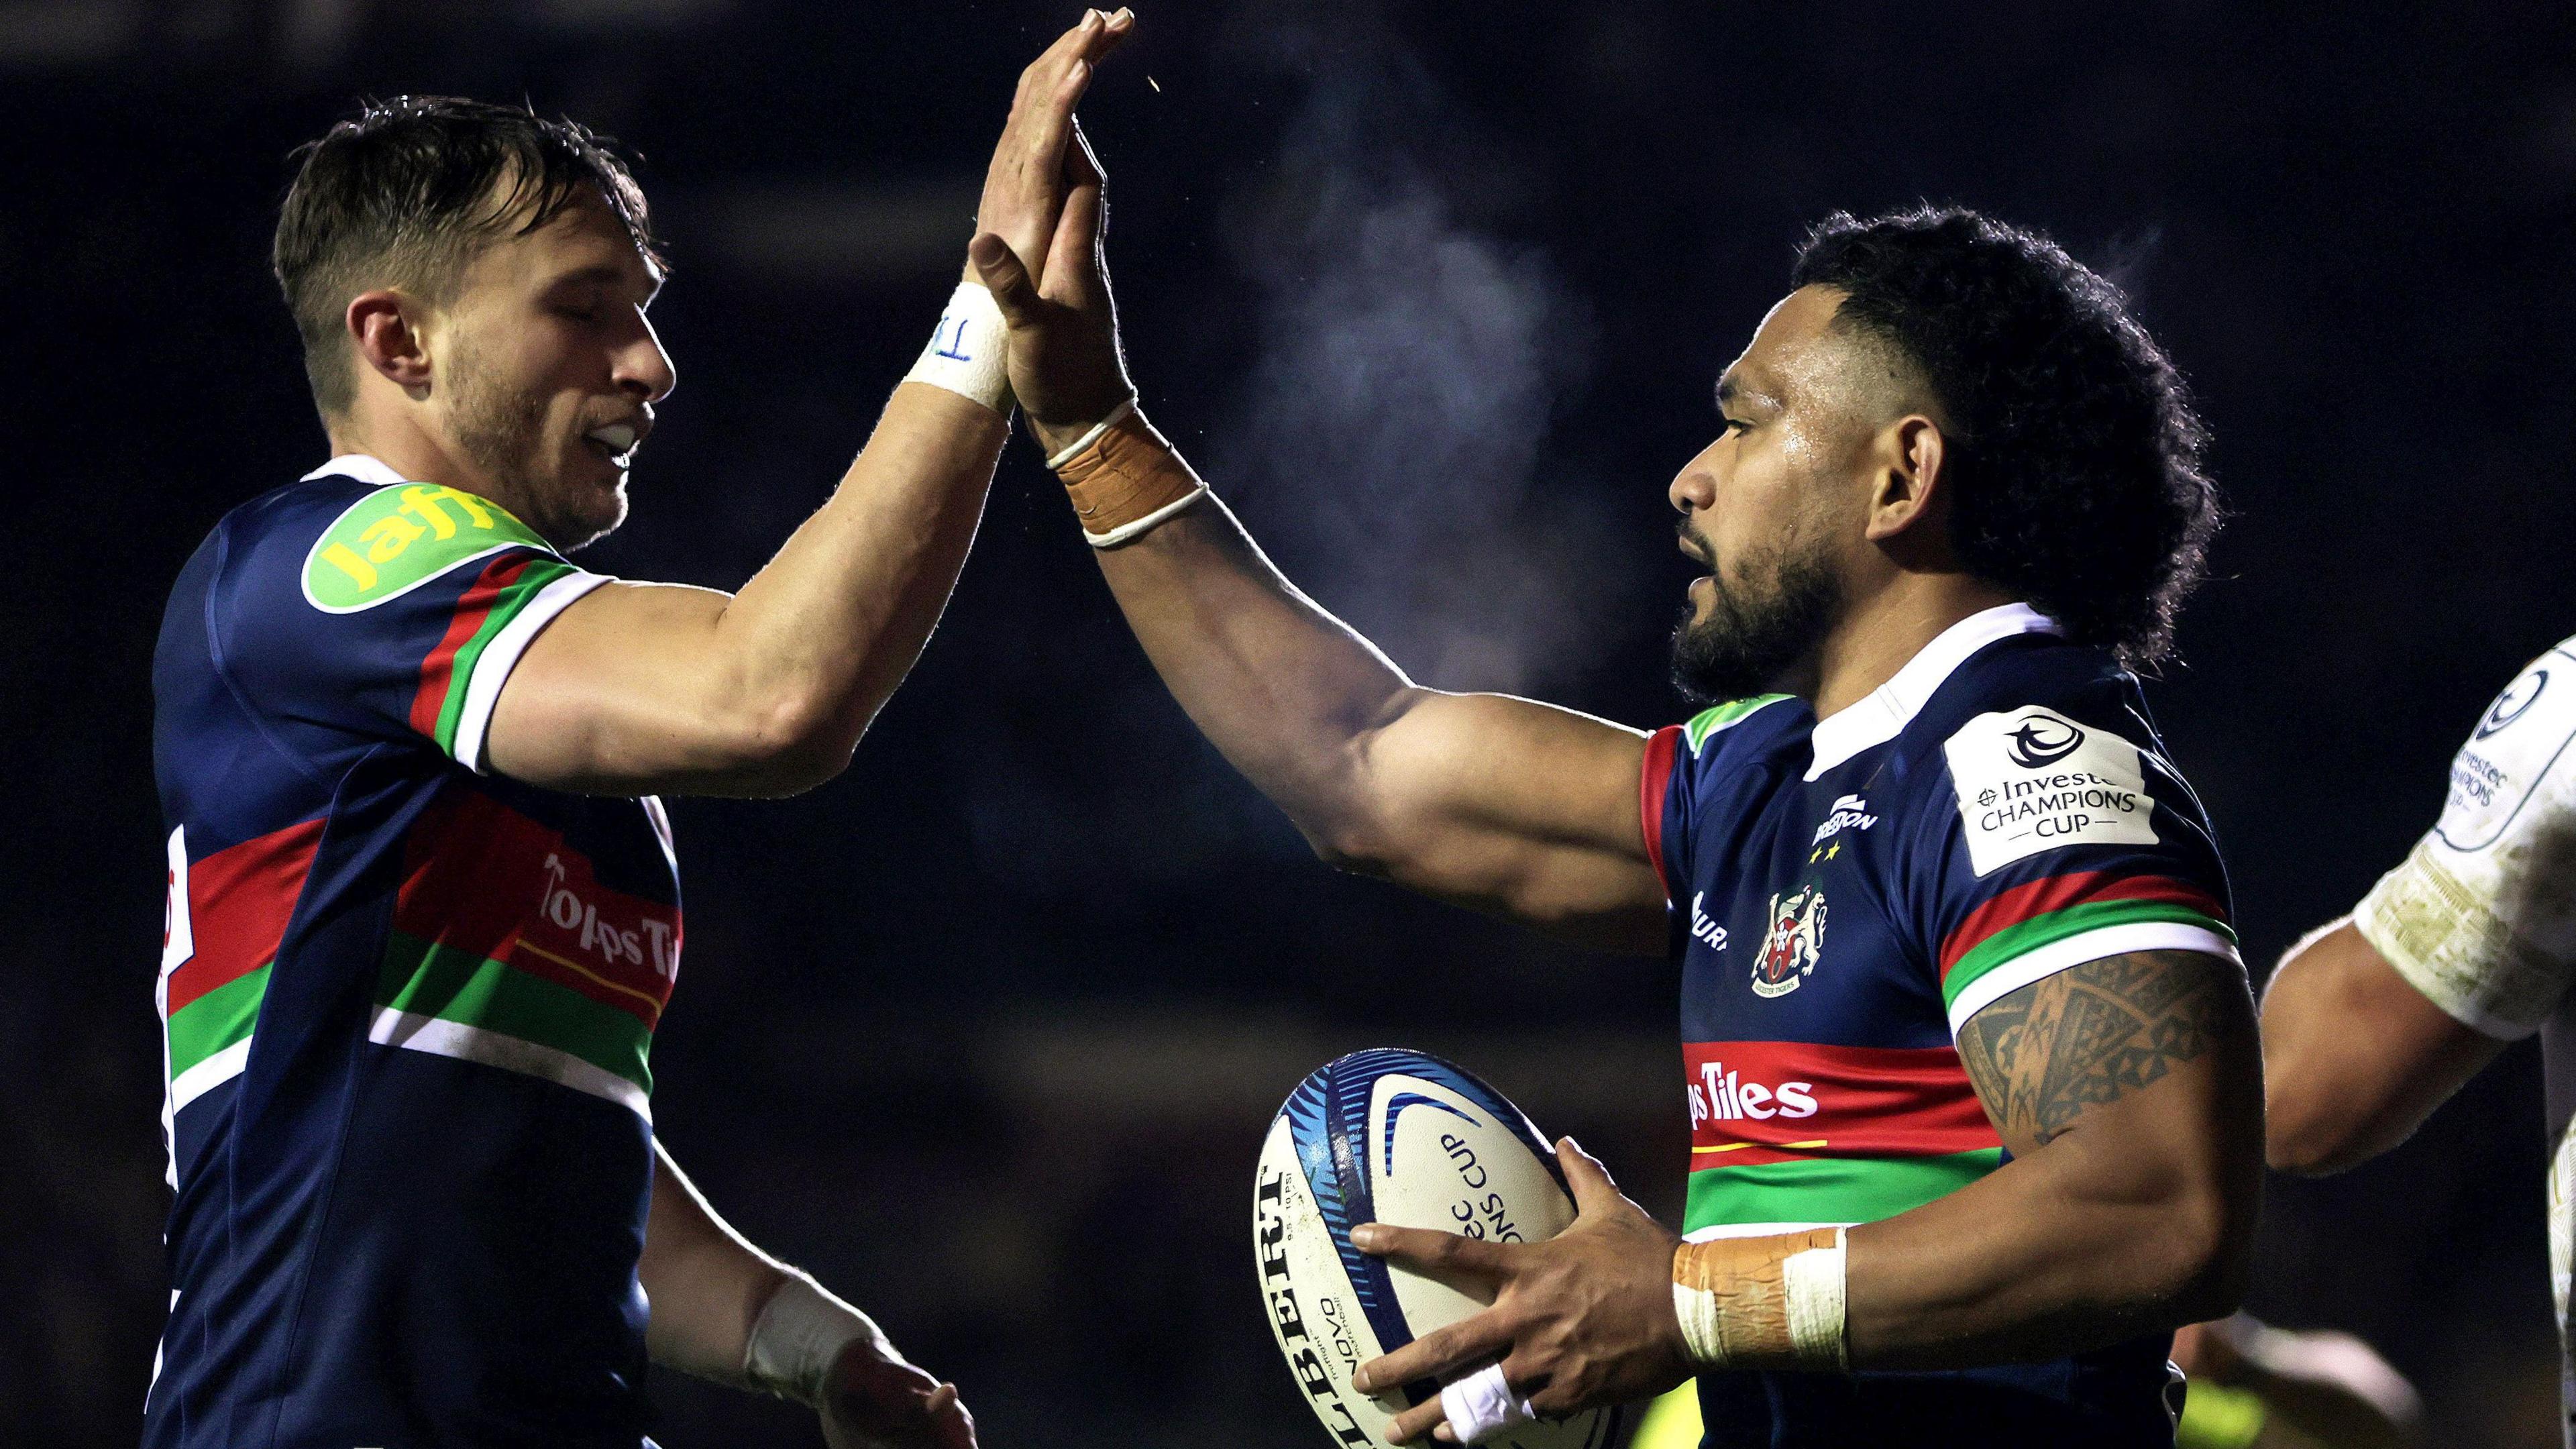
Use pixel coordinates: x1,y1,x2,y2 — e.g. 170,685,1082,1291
1943,920,2242,1038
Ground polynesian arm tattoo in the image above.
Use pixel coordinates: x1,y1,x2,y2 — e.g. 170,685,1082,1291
1955,949,2253,1147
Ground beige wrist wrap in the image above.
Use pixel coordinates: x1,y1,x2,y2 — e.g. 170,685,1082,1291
1671,1227,1849,1371
1052,402,1208,546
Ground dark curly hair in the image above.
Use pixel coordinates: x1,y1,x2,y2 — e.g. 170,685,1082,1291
1790,206,2216,667
274,96,661,416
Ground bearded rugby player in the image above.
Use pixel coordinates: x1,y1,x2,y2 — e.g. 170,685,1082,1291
2262,634,2576,1441
973,89,2259,1443
145,13,1132,1448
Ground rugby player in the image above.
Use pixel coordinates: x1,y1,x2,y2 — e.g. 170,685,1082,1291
2261,633,2576,1440
976,104,2262,1442
144,12,1132,1447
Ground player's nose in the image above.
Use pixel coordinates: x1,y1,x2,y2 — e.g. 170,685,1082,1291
1669,461,1716,517
616,313,678,405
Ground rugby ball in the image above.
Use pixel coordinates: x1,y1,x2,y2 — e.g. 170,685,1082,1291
1254,1049,1631,1449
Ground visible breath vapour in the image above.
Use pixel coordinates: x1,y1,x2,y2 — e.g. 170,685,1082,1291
1208,11,1619,695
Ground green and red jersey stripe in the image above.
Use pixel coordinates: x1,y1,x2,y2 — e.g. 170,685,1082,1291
374,788,680,1091
1685,1040,1999,1165
1683,1040,2004,1232
1937,869,2232,1011
164,817,324,1079
1686,1149,2006,1232
408,553,578,756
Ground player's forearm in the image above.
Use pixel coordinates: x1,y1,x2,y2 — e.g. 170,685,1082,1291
1092,493,1432,852
1839,1117,2254,1367
640,1144,792,1386
692,382,1007,782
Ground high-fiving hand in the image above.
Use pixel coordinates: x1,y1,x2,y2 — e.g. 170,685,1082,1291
1348,1140,1694,1444
970,11,1139,455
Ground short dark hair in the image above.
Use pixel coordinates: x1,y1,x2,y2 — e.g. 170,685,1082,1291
273,96,662,415
1790,206,2217,667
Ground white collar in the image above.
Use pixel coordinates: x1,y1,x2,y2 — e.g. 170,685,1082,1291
302,453,408,486
1804,602,2061,780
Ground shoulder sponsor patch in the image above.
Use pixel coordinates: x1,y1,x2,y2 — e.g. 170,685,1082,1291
1943,706,2156,875
302,484,550,612
2435,649,2576,855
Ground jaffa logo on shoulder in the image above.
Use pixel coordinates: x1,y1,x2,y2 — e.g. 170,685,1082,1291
302,484,545,613
2006,714,2086,769
2476,667,2547,741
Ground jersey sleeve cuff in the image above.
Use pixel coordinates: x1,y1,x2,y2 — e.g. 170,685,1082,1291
1944,920,2242,1037
2353,839,2555,1042
449,570,612,775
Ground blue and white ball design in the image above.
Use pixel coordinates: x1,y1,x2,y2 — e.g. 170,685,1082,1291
1254,1048,1631,1449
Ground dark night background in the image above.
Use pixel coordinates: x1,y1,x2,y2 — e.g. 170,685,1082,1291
7,1,2576,1444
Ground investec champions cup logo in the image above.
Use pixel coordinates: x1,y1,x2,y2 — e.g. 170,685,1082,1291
1752,883,1827,998
302,484,546,612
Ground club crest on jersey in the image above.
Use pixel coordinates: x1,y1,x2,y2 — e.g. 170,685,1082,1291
1752,883,1827,998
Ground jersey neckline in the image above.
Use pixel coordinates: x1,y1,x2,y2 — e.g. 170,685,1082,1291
1805,602,2062,781
302,453,409,486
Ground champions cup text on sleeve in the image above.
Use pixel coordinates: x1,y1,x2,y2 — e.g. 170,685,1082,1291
147,458,682,1449
1638,602,2241,1444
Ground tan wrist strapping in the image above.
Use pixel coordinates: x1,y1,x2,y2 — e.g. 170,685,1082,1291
1670,1227,1849,1371
1051,402,1208,547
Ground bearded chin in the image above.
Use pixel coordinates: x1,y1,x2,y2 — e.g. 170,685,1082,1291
1669,547,1843,706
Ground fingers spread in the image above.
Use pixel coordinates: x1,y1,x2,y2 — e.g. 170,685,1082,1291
1352,1222,1515,1279
1556,1136,1624,1216
1351,1308,1517,1396
1387,1395,1450,1445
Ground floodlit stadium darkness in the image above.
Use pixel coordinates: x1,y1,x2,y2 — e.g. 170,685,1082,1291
8,1,2576,1445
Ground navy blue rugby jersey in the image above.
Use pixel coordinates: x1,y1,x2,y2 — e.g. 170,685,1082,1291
1638,604,2239,1448
147,455,681,1449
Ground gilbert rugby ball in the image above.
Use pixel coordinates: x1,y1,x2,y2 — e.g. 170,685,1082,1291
1254,1048,1631,1449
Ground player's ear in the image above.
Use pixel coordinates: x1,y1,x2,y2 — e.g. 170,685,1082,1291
1862,415,1949,547
347,289,433,400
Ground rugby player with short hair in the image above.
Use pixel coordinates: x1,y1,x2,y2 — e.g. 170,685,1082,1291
2261,635,2576,1441
977,95,2263,1442
145,13,1132,1447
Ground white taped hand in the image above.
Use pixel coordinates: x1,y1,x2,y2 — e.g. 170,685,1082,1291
1440,1362,1537,1445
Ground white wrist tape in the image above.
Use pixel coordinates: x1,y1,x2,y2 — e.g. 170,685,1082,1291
743,1272,873,1407
1671,1228,1847,1371
1780,1238,1849,1369
1440,1362,1538,1444
904,282,1012,415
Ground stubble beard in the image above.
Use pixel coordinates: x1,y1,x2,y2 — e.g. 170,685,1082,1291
445,339,624,553
1669,534,1844,707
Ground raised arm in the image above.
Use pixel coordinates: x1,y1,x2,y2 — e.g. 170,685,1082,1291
1089,500,1663,949
967,87,1666,953
484,13,1134,799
